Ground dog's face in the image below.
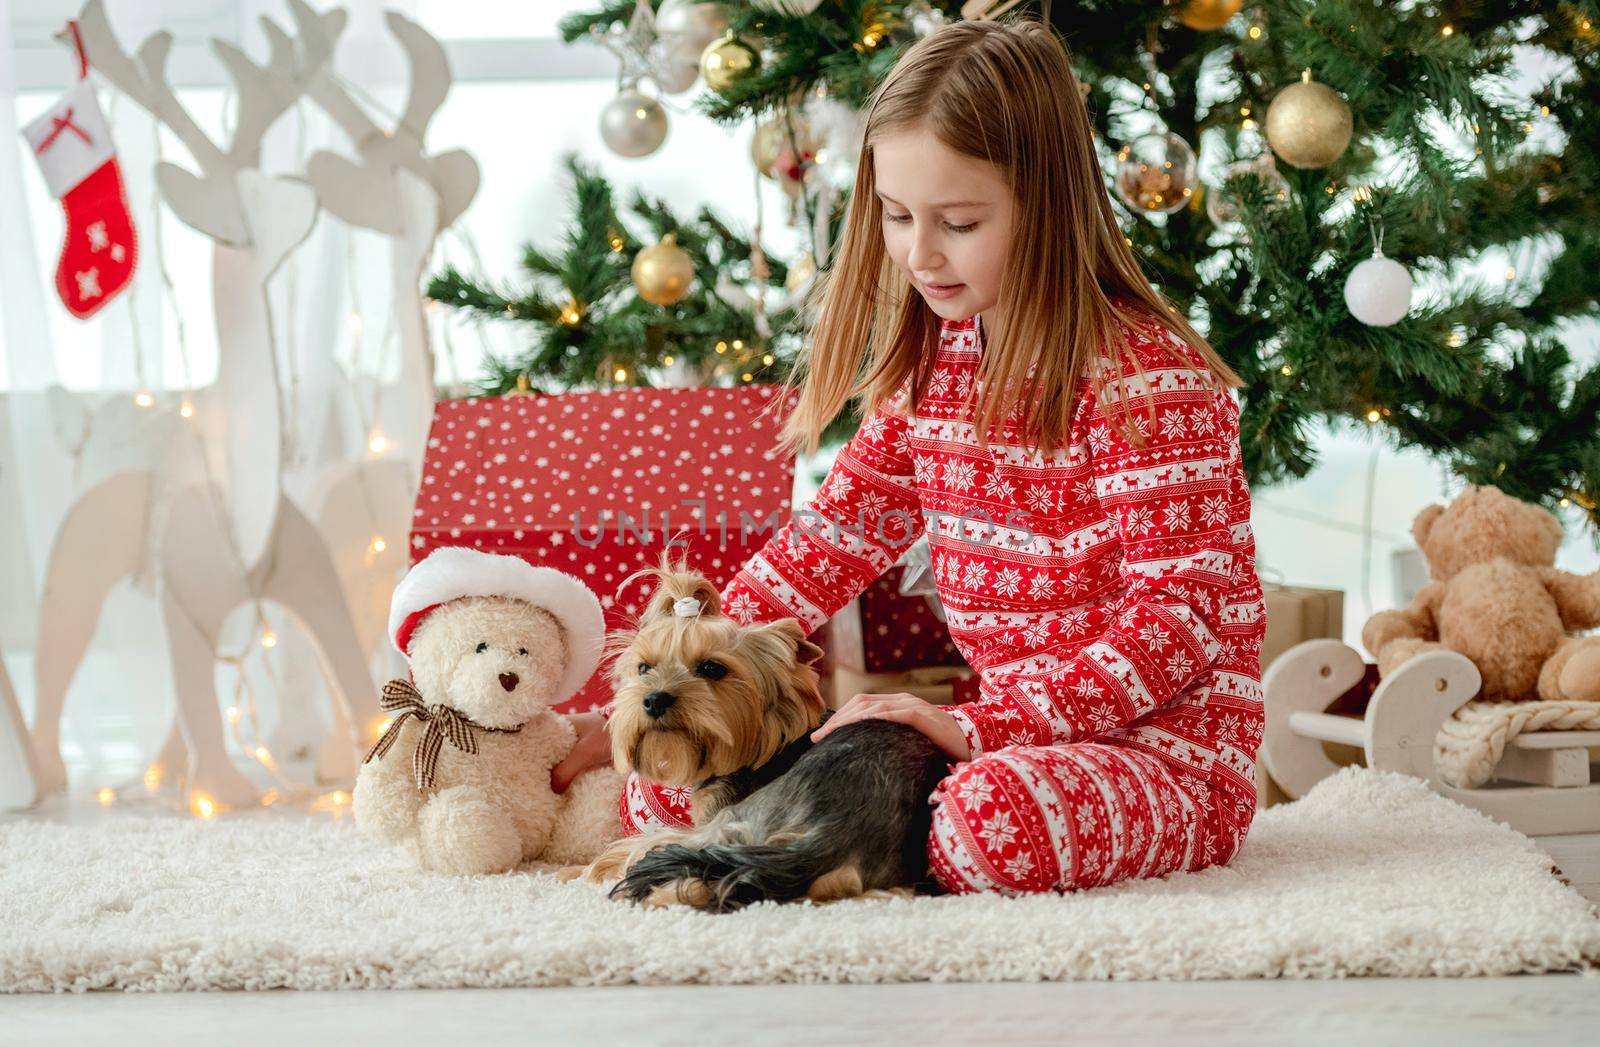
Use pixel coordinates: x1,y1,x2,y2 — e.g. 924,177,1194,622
409,596,568,729
606,561,825,787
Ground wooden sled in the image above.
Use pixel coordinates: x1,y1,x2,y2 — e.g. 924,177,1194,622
1261,639,1600,837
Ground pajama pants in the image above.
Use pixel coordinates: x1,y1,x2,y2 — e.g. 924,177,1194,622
619,742,1254,894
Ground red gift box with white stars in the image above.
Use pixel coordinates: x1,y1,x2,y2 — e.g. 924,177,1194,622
409,385,800,713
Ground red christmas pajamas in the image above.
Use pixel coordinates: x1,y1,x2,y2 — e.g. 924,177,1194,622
620,307,1267,894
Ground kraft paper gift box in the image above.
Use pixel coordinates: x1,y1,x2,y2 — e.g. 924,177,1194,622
409,385,799,713
1262,583,1345,670
1257,582,1346,808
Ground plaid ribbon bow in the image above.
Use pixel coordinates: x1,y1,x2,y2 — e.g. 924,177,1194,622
362,678,523,790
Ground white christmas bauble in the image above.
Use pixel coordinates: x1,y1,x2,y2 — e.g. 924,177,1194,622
910,5,948,36
656,0,731,54
804,95,864,191
1343,252,1412,326
600,91,668,157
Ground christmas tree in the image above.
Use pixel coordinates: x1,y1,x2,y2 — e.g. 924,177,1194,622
426,154,803,395
433,0,1600,531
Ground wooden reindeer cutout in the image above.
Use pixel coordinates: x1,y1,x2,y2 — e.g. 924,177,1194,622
75,0,327,567
30,2,382,809
280,0,479,487
0,637,40,810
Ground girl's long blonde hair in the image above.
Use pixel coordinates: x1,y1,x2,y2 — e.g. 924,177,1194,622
778,16,1243,459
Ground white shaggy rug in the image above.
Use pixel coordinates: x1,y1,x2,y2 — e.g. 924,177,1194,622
3,768,1597,991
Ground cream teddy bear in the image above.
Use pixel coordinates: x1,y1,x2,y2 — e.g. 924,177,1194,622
353,547,625,875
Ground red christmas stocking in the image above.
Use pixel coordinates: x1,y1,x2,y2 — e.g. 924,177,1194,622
22,49,138,320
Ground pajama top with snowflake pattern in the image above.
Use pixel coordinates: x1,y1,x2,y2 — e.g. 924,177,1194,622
721,309,1265,800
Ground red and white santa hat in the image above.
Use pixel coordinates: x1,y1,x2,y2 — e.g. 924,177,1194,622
388,547,606,705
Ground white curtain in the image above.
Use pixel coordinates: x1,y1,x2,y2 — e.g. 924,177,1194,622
0,0,435,790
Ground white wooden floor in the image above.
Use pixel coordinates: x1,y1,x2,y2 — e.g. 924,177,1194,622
1538,832,1600,903
5,977,1600,1045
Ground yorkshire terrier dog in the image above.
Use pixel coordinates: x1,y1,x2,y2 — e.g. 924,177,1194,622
564,553,952,912
603,553,827,825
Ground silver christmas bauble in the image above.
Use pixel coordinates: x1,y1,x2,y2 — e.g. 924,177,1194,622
752,0,825,12
656,0,731,54
1343,251,1412,326
600,90,668,158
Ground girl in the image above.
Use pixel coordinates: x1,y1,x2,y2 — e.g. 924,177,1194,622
555,16,1266,895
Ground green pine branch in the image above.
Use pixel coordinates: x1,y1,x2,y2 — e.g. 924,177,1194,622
427,153,812,400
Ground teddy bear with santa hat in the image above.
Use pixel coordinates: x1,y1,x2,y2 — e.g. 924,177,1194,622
353,546,624,875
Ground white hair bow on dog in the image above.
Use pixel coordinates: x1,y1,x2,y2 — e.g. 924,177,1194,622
673,596,703,618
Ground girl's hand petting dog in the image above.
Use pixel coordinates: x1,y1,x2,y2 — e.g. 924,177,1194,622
551,711,613,793
811,693,972,762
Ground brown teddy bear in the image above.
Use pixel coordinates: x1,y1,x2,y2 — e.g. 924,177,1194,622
1361,485,1600,702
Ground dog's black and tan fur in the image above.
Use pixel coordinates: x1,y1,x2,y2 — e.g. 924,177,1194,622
562,553,951,911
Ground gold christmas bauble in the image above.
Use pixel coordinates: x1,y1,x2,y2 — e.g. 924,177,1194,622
1174,0,1242,31
701,32,760,93
1265,70,1353,169
632,233,695,306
